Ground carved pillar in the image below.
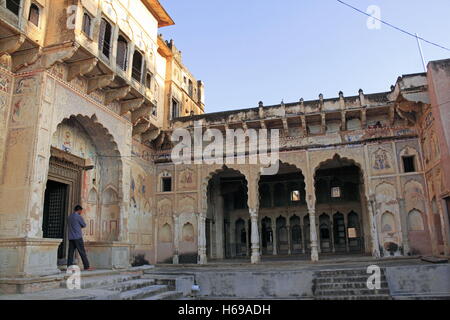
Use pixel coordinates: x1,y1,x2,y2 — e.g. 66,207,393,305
173,215,180,264
287,218,292,255
398,198,410,255
245,219,250,257
250,208,261,264
272,218,278,256
197,213,207,264
368,195,381,258
259,219,263,256
344,213,350,253
308,204,319,262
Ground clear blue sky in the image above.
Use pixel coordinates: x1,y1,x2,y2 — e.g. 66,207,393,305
159,0,450,113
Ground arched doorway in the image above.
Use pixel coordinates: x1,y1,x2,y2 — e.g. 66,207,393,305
206,167,249,260
44,115,122,266
314,155,367,255
258,162,306,258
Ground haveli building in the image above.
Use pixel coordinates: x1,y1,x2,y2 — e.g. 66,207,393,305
0,0,449,293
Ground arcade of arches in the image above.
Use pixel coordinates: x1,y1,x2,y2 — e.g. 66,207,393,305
204,159,370,262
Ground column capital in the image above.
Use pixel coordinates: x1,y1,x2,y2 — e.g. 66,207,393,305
249,208,258,218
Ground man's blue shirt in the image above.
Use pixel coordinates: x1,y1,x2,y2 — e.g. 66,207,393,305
67,213,86,240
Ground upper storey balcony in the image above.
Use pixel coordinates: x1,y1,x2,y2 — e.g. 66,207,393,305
0,0,175,143
170,73,429,152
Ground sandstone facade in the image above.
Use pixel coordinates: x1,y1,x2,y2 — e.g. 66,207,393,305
0,0,449,286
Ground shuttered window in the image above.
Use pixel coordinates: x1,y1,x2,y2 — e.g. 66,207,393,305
99,18,112,59
82,13,92,36
116,36,128,71
28,3,40,26
6,0,21,15
132,50,143,82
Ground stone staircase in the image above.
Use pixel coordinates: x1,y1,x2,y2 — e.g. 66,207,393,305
0,268,185,300
313,267,391,300
62,271,184,300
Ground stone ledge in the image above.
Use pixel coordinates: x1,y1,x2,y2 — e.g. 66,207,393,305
0,237,62,247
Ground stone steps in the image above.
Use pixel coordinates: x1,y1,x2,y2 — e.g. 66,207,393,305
141,290,184,300
315,276,387,283
61,274,141,290
316,281,389,290
119,284,169,300
315,288,390,296
101,279,156,293
319,295,391,300
313,267,392,300
61,270,185,300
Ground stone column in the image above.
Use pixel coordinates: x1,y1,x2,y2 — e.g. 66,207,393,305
368,195,381,258
250,208,261,264
245,219,250,257
197,213,207,264
230,218,236,257
344,213,350,253
308,207,319,262
259,219,263,256
287,219,292,255
330,219,336,253
272,219,277,256
173,215,180,264
398,198,410,255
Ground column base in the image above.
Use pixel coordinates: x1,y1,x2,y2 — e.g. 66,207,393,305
84,241,131,269
311,248,319,262
198,253,207,265
173,254,179,265
251,251,261,264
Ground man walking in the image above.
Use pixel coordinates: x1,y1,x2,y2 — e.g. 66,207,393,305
67,205,94,271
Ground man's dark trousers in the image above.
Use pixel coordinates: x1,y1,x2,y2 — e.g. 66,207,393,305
67,238,90,269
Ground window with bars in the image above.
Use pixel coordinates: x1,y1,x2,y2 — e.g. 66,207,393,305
188,79,193,97
116,35,128,71
132,50,144,82
82,12,92,37
6,0,21,15
99,18,112,59
145,72,152,88
28,3,39,26
171,98,179,119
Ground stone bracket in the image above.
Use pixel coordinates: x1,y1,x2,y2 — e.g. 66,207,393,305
87,74,115,94
131,104,152,124
132,122,150,136
104,86,131,105
142,128,161,142
120,98,145,115
14,41,80,73
11,47,42,72
0,34,25,57
67,57,98,82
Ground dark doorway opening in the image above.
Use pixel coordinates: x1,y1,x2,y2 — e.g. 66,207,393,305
43,180,69,265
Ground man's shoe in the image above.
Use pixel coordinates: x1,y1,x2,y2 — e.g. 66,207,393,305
85,267,96,271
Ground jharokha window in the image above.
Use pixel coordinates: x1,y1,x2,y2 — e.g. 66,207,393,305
6,0,21,16
132,50,144,82
28,3,40,26
99,18,112,59
82,12,92,37
116,36,128,71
